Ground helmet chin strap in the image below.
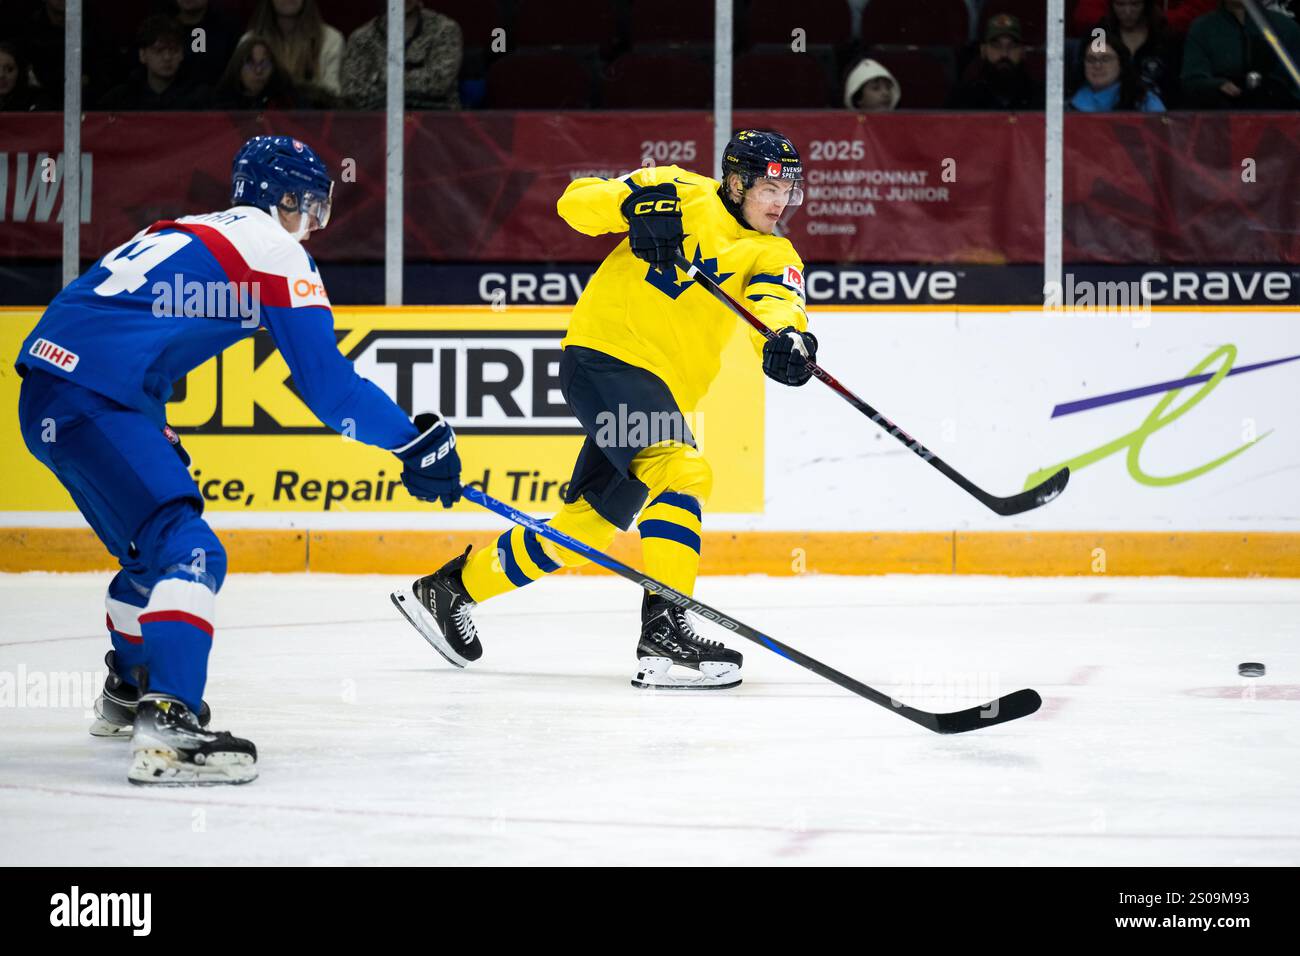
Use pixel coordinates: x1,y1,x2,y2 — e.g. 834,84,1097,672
273,204,310,242
718,180,756,232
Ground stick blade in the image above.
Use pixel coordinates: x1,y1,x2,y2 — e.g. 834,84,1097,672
986,467,1070,516
928,688,1043,735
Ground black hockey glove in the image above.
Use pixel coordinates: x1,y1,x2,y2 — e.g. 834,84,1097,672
621,183,684,274
394,412,461,508
762,327,818,386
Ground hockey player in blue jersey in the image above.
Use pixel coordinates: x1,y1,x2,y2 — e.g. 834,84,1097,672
15,136,460,786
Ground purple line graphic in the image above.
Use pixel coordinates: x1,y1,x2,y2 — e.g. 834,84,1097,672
1052,353,1300,419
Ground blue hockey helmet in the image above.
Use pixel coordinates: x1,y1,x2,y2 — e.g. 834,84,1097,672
230,135,334,230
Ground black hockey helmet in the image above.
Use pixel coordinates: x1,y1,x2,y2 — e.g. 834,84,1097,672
719,129,804,228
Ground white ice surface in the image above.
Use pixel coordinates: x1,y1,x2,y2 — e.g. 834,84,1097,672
1,572,1297,866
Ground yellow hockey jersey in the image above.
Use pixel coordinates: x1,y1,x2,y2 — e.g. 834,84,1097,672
558,164,809,413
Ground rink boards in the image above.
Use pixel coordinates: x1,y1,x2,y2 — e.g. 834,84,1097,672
3,305,1298,577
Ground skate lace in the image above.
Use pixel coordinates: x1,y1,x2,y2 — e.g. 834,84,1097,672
454,603,478,645
671,607,719,647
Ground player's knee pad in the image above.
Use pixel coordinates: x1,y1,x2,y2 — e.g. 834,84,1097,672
632,442,713,506
546,498,619,568
134,500,227,593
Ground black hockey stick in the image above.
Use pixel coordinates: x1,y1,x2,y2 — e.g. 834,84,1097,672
673,252,1070,516
464,486,1042,734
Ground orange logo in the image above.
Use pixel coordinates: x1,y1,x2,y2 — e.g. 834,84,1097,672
293,278,327,299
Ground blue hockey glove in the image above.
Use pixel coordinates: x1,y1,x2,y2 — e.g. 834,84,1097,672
394,413,461,508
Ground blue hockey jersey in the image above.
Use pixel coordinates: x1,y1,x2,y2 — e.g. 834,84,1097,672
15,206,415,449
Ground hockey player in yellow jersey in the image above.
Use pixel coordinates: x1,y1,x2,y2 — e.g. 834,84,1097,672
392,129,819,689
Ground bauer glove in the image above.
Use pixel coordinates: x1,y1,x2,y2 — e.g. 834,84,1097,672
762,327,818,386
394,412,461,508
621,183,684,274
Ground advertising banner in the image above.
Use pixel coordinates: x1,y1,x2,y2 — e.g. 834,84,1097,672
3,111,1296,266
758,310,1300,532
2,308,765,517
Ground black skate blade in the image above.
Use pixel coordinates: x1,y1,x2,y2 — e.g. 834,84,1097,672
127,775,259,787
390,590,468,669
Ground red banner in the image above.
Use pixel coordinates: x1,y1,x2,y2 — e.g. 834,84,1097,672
1,111,1296,264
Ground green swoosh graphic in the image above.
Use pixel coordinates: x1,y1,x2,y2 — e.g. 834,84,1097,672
1024,344,1269,491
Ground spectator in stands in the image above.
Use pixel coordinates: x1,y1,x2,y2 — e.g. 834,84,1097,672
1070,32,1167,110
15,0,118,97
1075,0,1217,34
0,39,51,111
948,13,1044,109
97,15,209,110
843,58,901,111
15,0,68,95
168,0,241,89
212,35,299,110
243,0,343,103
1092,0,1180,104
342,0,462,110
1181,0,1300,107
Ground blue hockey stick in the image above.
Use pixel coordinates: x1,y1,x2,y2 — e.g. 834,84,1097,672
462,486,1042,734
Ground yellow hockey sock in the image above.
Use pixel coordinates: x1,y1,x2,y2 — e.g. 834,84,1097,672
460,496,618,603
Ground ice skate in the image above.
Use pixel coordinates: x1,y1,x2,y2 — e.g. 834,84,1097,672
391,546,483,667
128,696,257,786
632,591,743,690
89,651,211,738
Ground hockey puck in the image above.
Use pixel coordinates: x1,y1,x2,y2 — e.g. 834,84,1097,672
1238,662,1266,678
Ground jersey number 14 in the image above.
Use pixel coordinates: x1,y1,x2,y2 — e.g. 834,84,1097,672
93,232,194,297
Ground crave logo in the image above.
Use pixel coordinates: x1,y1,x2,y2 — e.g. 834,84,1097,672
1025,345,1298,490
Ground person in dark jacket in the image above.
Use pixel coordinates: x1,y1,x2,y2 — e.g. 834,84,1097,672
949,13,1045,109
1181,0,1300,107
1094,0,1181,105
167,0,242,89
97,15,209,110
0,40,55,111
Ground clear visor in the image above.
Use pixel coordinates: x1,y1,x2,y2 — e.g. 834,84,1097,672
746,176,804,233
280,183,333,230
748,176,804,208
301,183,333,229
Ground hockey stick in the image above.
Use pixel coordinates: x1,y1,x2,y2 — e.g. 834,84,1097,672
673,251,1069,516
463,486,1042,734
1244,0,1300,92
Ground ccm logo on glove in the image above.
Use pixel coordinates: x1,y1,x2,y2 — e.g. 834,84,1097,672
630,197,681,215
